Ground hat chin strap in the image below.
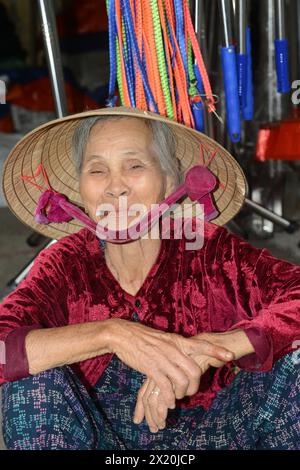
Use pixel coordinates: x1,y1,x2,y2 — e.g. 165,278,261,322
35,165,219,242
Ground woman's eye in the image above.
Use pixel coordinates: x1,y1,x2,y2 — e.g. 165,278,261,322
90,170,105,174
130,165,143,170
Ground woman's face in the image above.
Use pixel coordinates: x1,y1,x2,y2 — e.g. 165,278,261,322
79,117,174,229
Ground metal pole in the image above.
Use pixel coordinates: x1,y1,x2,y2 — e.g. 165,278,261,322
194,0,215,137
37,0,68,117
219,0,233,47
275,0,285,40
244,198,298,232
8,0,67,289
237,0,247,54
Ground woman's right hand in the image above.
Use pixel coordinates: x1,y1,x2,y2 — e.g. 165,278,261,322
106,318,233,409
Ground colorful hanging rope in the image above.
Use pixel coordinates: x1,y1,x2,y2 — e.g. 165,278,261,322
106,0,216,130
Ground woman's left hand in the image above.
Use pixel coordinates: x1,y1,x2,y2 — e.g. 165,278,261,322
133,329,254,432
133,352,226,433
133,376,170,433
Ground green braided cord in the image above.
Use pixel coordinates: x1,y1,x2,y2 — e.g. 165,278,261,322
105,0,124,104
150,0,174,119
188,38,198,97
116,39,125,105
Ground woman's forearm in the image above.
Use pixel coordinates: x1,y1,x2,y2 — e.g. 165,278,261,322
25,320,113,375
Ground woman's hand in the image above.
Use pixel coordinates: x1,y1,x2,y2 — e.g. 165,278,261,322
132,329,253,432
106,318,234,408
133,377,169,433
133,348,228,433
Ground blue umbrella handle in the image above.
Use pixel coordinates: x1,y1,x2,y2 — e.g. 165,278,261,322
221,45,241,142
243,27,254,121
274,38,290,93
237,53,247,110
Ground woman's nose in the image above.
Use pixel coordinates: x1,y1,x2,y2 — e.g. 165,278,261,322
105,188,129,198
104,178,130,198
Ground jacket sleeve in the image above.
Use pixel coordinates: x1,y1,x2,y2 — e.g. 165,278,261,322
212,227,300,372
0,244,69,384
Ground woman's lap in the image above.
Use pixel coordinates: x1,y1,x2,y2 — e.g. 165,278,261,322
1,365,105,450
1,352,299,450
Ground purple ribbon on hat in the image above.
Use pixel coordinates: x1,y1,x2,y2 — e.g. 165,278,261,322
24,164,219,242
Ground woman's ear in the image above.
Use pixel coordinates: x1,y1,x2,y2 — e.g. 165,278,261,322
164,175,176,198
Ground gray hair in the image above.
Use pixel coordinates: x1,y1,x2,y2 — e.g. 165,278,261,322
72,115,183,186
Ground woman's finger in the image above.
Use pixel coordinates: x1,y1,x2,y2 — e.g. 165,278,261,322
143,380,160,433
143,380,169,432
152,398,168,430
148,370,176,408
184,336,234,362
133,378,148,424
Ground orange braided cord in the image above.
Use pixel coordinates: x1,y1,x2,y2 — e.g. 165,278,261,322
115,0,131,106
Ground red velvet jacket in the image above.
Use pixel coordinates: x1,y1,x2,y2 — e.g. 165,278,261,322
1,219,300,410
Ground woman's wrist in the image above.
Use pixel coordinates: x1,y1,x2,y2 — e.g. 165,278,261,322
101,317,129,355
214,329,255,360
199,329,255,361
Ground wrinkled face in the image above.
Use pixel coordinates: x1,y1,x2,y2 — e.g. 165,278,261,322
79,117,174,230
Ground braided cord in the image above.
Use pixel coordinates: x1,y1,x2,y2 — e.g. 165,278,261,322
105,0,214,127
121,0,158,111
115,0,131,105
151,0,173,118
116,36,125,104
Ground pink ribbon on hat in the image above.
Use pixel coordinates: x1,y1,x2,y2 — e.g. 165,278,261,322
21,160,220,242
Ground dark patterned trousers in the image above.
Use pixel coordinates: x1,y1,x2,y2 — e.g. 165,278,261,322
1,352,299,450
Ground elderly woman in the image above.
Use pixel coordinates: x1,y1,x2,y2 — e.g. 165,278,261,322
0,107,299,450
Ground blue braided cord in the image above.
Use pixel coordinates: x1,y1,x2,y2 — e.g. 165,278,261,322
107,0,117,104
164,15,181,115
132,0,137,19
175,87,179,104
191,63,204,131
119,9,135,106
120,0,158,112
122,5,136,105
122,44,136,106
193,62,204,95
141,42,152,109
174,0,189,85
105,95,118,107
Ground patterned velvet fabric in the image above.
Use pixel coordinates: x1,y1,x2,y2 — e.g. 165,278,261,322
1,218,300,410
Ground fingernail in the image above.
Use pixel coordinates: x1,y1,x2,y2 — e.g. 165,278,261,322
225,352,233,359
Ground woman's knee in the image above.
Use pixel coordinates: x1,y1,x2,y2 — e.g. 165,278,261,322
1,365,96,450
252,351,300,448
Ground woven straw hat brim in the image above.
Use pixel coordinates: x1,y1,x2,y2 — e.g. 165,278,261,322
2,106,248,240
